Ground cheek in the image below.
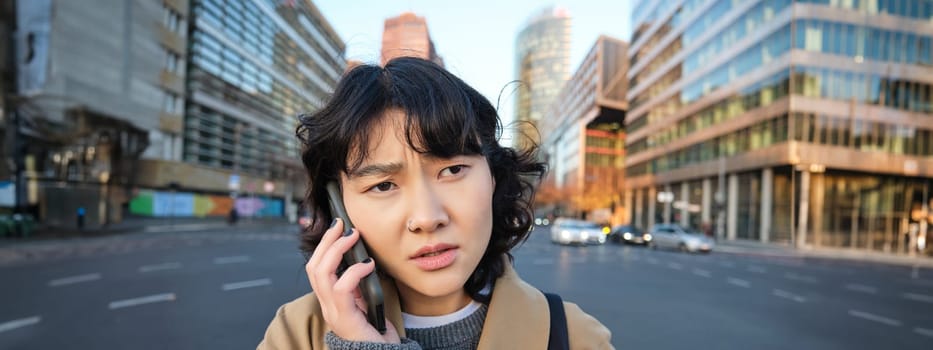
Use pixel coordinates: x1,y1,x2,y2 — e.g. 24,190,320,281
344,197,401,251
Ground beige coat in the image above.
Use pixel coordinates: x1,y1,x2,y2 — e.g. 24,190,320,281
258,257,613,349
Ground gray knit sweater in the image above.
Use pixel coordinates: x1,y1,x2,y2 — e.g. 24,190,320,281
324,304,489,350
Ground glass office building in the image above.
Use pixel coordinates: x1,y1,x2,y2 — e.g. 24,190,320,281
625,0,932,255
186,0,344,180
514,6,571,149
538,36,629,224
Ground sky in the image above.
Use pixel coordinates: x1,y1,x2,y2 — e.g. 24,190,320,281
313,0,633,140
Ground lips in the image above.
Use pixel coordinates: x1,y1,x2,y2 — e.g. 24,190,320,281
410,243,458,271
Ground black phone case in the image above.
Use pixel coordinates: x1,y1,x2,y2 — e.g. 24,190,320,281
325,182,387,334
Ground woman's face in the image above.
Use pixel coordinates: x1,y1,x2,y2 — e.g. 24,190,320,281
340,109,495,312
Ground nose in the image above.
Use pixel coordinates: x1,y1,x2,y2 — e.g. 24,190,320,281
406,182,449,233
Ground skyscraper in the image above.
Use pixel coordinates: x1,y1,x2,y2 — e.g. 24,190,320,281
381,12,443,67
514,6,571,149
625,0,933,256
2,0,348,228
538,36,629,224
150,0,345,220
2,0,178,227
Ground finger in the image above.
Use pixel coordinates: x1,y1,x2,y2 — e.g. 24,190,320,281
332,258,376,309
314,229,361,285
354,295,367,315
307,219,345,297
307,218,344,275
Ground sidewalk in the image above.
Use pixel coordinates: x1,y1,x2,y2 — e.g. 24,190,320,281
715,238,933,269
0,215,295,244
0,216,299,266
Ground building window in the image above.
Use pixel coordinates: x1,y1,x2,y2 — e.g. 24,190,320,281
164,49,182,73
162,4,186,36
163,91,182,115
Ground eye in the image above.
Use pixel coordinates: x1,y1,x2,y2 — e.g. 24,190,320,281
440,165,469,177
367,182,396,193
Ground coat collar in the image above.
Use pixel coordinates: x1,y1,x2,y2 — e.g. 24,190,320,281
381,255,549,349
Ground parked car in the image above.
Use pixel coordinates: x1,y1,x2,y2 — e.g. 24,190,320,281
608,224,651,245
648,224,714,253
550,218,606,245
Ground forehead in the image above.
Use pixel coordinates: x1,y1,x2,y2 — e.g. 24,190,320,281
348,109,417,163
364,108,414,150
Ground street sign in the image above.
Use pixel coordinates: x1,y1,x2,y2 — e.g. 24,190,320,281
228,174,240,190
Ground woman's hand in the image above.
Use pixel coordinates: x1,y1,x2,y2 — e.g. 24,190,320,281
306,219,400,343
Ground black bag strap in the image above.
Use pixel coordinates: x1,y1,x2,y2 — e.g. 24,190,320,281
543,292,570,350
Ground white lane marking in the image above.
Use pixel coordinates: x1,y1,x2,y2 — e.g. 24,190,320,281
914,327,933,338
902,293,933,304
847,310,901,327
213,255,251,265
727,277,751,288
907,278,933,287
48,273,101,287
692,268,711,278
0,316,40,333
772,289,807,303
138,262,182,273
784,272,819,284
667,262,683,270
747,265,767,273
532,258,554,265
845,283,878,294
108,293,176,310
222,278,272,291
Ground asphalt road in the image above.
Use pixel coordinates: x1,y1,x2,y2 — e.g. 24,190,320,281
1,225,931,349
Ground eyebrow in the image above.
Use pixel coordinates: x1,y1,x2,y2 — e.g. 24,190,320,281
348,153,466,179
349,162,403,179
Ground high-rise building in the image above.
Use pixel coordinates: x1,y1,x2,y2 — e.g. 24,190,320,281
0,0,347,228
514,6,571,149
625,0,933,256
380,12,443,67
538,36,629,224
2,0,177,227
130,0,345,220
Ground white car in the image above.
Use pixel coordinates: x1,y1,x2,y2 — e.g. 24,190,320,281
550,219,606,245
648,224,714,253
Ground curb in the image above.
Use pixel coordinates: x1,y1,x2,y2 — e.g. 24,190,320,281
715,244,933,269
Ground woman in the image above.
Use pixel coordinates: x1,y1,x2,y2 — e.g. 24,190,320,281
259,57,612,349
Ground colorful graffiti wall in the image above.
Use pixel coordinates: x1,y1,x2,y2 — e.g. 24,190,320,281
129,190,283,217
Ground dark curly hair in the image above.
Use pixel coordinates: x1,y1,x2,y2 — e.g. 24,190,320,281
295,57,546,302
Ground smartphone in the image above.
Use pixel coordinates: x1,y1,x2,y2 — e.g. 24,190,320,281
325,181,387,334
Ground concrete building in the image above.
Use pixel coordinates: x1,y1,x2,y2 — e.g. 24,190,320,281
1,0,346,228
514,6,571,149
538,36,629,225
381,12,443,67
2,0,178,227
625,0,933,256
137,0,346,222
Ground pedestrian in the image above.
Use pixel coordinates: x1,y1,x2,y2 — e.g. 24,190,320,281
76,206,85,230
259,57,612,349
228,206,238,225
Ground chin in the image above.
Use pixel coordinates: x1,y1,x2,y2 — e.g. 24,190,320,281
407,270,471,297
